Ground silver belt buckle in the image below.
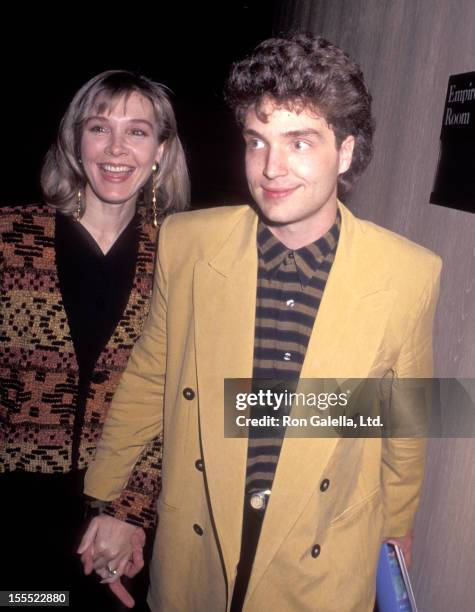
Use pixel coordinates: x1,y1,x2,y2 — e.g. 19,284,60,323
249,489,271,511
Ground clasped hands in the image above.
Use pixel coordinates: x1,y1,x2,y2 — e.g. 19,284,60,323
77,515,146,609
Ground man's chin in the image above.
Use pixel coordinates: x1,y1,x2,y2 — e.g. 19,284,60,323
251,202,295,227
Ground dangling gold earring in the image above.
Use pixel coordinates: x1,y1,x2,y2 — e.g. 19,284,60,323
151,164,158,228
75,189,82,221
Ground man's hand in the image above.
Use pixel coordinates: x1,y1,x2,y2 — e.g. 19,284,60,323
385,533,413,567
78,516,146,608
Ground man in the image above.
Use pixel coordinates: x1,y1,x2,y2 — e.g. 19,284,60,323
83,33,441,611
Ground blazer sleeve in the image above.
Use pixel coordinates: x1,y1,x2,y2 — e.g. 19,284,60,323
381,255,442,538
84,216,171,502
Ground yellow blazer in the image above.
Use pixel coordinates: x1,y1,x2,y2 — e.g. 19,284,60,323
86,202,441,612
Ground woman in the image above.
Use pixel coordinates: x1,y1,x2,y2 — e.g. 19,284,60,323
0,70,189,610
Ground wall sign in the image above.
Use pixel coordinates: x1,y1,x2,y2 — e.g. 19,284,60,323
430,71,475,213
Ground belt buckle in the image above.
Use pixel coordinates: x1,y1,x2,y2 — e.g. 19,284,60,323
249,489,271,511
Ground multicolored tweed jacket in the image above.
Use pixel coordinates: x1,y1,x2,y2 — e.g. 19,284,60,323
0,204,162,528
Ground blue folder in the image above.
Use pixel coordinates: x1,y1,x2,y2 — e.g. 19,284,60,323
376,543,417,612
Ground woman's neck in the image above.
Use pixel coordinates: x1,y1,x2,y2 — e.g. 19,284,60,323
78,193,137,255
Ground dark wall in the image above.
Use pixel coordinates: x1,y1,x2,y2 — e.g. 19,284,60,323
1,2,283,208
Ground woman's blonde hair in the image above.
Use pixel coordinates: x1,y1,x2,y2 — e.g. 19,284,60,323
41,70,189,217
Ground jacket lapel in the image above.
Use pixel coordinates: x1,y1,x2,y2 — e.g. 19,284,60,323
193,208,259,579
247,203,396,600
101,222,157,354
299,204,396,380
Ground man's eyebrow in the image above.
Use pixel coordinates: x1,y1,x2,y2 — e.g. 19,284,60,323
243,128,323,139
243,128,264,138
283,129,322,138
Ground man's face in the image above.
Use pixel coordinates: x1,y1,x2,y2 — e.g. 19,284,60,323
243,98,354,244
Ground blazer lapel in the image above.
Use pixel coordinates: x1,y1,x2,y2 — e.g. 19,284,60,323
193,208,259,580
101,223,157,354
300,204,397,380
247,203,396,599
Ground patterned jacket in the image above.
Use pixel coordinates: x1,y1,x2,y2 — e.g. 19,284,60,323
0,204,162,528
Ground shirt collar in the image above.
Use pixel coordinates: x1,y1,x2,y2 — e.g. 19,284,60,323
257,209,341,286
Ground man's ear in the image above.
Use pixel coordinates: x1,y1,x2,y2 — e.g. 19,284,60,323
338,135,355,175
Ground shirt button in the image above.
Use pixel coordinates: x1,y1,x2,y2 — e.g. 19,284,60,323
311,544,321,558
320,478,330,492
195,459,204,472
283,352,292,361
193,524,204,536
286,299,295,308
183,387,195,400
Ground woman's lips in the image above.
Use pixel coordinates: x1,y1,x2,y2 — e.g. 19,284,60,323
98,163,135,182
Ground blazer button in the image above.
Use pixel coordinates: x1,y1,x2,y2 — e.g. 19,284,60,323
311,544,321,558
320,478,330,492
195,459,204,472
91,371,108,384
193,524,204,536
183,387,195,400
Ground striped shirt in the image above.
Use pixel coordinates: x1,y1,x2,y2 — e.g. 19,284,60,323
246,212,341,494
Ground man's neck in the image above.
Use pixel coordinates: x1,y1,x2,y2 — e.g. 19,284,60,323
265,208,338,250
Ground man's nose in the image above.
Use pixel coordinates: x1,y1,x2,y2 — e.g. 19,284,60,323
263,147,288,179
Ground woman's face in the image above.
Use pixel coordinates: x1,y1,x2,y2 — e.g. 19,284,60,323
80,91,164,210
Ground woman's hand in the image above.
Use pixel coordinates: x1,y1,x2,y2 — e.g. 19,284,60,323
78,516,146,608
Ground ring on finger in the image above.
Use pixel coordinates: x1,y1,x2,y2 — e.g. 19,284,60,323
106,564,118,577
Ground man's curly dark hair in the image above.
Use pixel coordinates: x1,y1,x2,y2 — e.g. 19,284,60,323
225,32,374,198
